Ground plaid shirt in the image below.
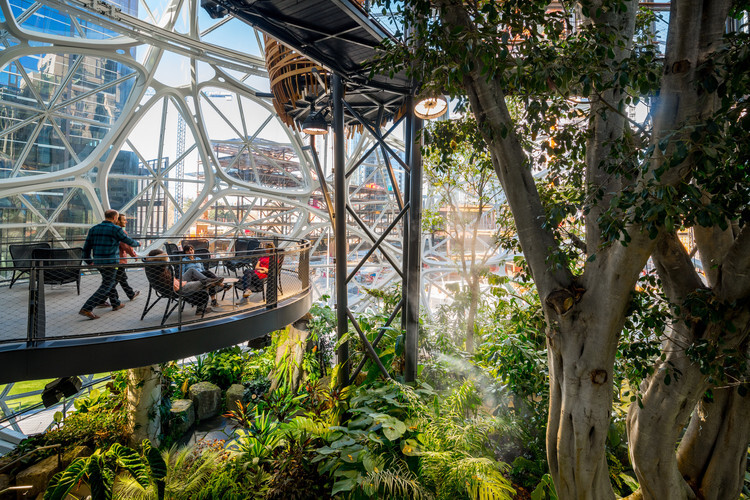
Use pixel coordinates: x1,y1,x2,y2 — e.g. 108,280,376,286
83,220,140,265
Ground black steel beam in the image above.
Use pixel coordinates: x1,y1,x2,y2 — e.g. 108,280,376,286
350,298,403,381
346,308,390,380
345,203,409,284
333,74,350,387
404,109,422,383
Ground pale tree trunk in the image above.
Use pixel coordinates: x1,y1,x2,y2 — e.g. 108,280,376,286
126,365,162,447
677,384,750,500
465,273,479,353
628,229,750,499
432,0,739,497
436,2,644,497
270,314,312,391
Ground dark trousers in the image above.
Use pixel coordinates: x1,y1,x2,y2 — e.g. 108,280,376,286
115,267,136,299
82,266,120,312
241,269,265,292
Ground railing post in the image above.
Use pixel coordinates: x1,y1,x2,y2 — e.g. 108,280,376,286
299,245,310,290
177,257,183,329
266,246,278,309
27,261,46,342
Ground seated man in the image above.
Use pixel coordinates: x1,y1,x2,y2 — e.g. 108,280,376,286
238,242,272,305
146,249,213,315
181,244,230,306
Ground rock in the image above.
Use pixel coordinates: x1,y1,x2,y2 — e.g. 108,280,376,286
225,384,245,413
188,382,221,420
168,399,196,438
62,445,92,467
14,454,61,498
0,474,10,498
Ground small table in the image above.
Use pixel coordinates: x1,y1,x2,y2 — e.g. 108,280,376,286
216,277,240,310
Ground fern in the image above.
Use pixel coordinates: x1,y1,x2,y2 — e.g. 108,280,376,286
358,469,432,500
115,444,223,499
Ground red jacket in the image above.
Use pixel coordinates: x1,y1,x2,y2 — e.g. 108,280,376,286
119,230,137,264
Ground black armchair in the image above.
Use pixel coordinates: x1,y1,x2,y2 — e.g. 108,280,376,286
224,238,260,274
142,260,208,325
8,242,51,288
30,247,84,295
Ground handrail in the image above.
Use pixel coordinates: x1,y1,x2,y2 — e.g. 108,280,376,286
0,237,311,345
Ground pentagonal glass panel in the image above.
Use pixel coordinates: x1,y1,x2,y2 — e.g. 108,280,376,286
0,51,137,176
198,16,264,59
108,95,204,237
7,0,134,40
55,189,96,225
198,87,308,193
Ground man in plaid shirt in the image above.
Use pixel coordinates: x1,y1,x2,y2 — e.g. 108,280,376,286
79,209,141,320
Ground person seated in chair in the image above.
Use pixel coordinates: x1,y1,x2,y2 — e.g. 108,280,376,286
146,249,213,315
181,244,230,307
238,242,273,305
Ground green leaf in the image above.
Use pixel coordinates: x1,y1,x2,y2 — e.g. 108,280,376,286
331,478,357,495
44,459,87,500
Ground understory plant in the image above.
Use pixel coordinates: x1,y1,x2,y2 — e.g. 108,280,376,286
309,380,515,499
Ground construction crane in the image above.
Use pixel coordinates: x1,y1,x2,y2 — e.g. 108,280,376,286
175,113,186,223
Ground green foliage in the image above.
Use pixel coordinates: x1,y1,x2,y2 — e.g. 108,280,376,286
256,385,306,422
45,442,153,500
41,399,129,451
309,299,337,369
162,345,274,398
73,387,112,413
195,459,271,500
530,474,558,500
312,381,514,499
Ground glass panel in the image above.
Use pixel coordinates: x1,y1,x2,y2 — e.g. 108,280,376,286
10,0,136,40
200,87,306,192
56,189,96,225
109,95,204,237
199,16,263,59
0,52,138,176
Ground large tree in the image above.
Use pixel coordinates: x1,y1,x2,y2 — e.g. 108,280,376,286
377,1,750,498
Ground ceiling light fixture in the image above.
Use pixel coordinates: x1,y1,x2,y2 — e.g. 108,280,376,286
301,99,329,135
414,93,448,120
301,110,329,135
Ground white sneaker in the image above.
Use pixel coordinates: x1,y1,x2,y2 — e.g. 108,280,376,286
238,296,250,305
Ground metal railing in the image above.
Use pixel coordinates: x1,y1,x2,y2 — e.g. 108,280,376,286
0,237,310,345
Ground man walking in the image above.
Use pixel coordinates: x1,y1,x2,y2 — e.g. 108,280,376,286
97,213,140,307
80,209,140,320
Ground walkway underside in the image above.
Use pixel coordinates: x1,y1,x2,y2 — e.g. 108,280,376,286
0,290,310,383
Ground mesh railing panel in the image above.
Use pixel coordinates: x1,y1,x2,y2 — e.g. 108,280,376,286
0,238,310,344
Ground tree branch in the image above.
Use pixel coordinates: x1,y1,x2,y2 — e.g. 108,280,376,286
716,225,750,302
437,1,572,299
652,231,705,304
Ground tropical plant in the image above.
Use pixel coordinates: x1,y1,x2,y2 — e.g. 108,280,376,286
115,443,225,499
313,380,514,499
255,386,305,423
72,388,115,414
44,440,165,500
422,116,505,353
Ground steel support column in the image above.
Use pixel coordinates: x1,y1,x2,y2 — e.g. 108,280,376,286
402,98,413,332
333,73,349,386
404,107,422,383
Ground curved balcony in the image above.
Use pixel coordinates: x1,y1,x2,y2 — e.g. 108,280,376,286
0,237,311,383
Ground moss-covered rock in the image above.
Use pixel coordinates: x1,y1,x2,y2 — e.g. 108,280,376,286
188,382,221,420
